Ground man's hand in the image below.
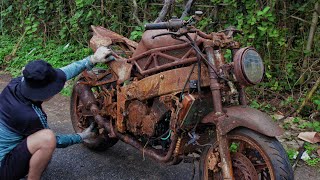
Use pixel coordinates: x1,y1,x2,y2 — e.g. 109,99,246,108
90,46,112,64
77,123,96,140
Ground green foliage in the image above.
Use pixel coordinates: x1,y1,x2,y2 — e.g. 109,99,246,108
286,148,298,161
4,37,91,76
0,35,15,66
312,93,320,111
304,143,320,167
298,121,320,132
130,25,145,41
249,100,276,112
306,158,320,167
229,142,240,153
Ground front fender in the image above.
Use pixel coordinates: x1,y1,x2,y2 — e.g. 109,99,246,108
202,106,283,137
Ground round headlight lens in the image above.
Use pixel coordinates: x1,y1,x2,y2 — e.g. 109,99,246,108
233,47,264,86
242,49,264,84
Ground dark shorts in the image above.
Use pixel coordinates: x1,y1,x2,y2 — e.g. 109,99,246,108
0,138,32,180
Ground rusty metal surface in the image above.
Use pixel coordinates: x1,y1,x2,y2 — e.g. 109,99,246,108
130,29,204,75
108,60,132,84
80,69,118,86
126,99,168,137
133,29,201,56
217,133,235,180
127,100,147,135
238,86,248,106
202,106,284,137
115,130,179,163
205,45,223,114
116,63,210,132
75,83,116,137
90,25,138,51
130,43,199,75
123,63,210,101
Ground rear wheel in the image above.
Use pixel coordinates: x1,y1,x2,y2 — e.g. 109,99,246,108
70,75,118,151
199,128,293,180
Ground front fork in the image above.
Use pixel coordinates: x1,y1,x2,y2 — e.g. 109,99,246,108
204,44,234,180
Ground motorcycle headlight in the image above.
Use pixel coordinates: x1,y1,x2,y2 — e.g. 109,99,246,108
233,47,264,86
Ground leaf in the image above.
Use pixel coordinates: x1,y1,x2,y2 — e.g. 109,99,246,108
86,11,92,20
263,6,271,13
248,33,255,39
257,26,267,32
25,26,31,31
250,100,260,109
265,72,272,79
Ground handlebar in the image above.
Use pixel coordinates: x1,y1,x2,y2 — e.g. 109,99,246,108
145,22,170,30
145,19,184,31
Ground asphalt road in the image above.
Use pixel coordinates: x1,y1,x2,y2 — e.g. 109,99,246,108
0,72,319,180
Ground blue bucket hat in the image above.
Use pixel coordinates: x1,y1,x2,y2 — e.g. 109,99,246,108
20,60,66,101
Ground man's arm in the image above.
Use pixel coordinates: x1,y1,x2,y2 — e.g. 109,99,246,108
55,123,95,148
56,134,82,148
60,47,112,80
60,57,94,81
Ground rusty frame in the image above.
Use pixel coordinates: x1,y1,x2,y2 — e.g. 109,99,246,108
128,41,201,75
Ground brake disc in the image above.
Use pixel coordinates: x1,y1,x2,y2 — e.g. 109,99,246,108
232,152,259,180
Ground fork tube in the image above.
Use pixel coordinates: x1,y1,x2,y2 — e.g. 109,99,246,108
204,46,223,113
205,45,234,180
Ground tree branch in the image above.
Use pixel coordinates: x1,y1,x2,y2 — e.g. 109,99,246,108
180,0,196,19
300,2,319,84
154,0,175,23
131,0,142,26
297,77,320,114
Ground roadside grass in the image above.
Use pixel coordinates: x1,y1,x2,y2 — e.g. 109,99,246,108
0,35,92,96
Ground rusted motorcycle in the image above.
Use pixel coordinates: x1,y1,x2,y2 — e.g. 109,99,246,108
70,12,294,179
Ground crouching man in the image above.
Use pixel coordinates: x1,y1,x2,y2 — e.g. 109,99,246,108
0,47,111,180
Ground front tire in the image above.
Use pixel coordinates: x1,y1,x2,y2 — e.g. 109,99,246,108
199,128,293,180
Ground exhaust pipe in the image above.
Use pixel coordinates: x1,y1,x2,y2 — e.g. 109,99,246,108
75,84,116,137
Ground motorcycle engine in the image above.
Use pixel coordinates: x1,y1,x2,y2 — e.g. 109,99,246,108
126,98,170,137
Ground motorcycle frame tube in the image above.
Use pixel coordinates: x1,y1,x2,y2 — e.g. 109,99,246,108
129,42,201,76
204,44,223,114
76,84,179,163
238,85,247,106
205,45,234,180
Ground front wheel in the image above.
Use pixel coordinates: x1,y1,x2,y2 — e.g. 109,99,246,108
199,128,293,180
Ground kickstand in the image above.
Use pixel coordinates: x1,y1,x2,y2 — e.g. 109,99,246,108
292,142,306,171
